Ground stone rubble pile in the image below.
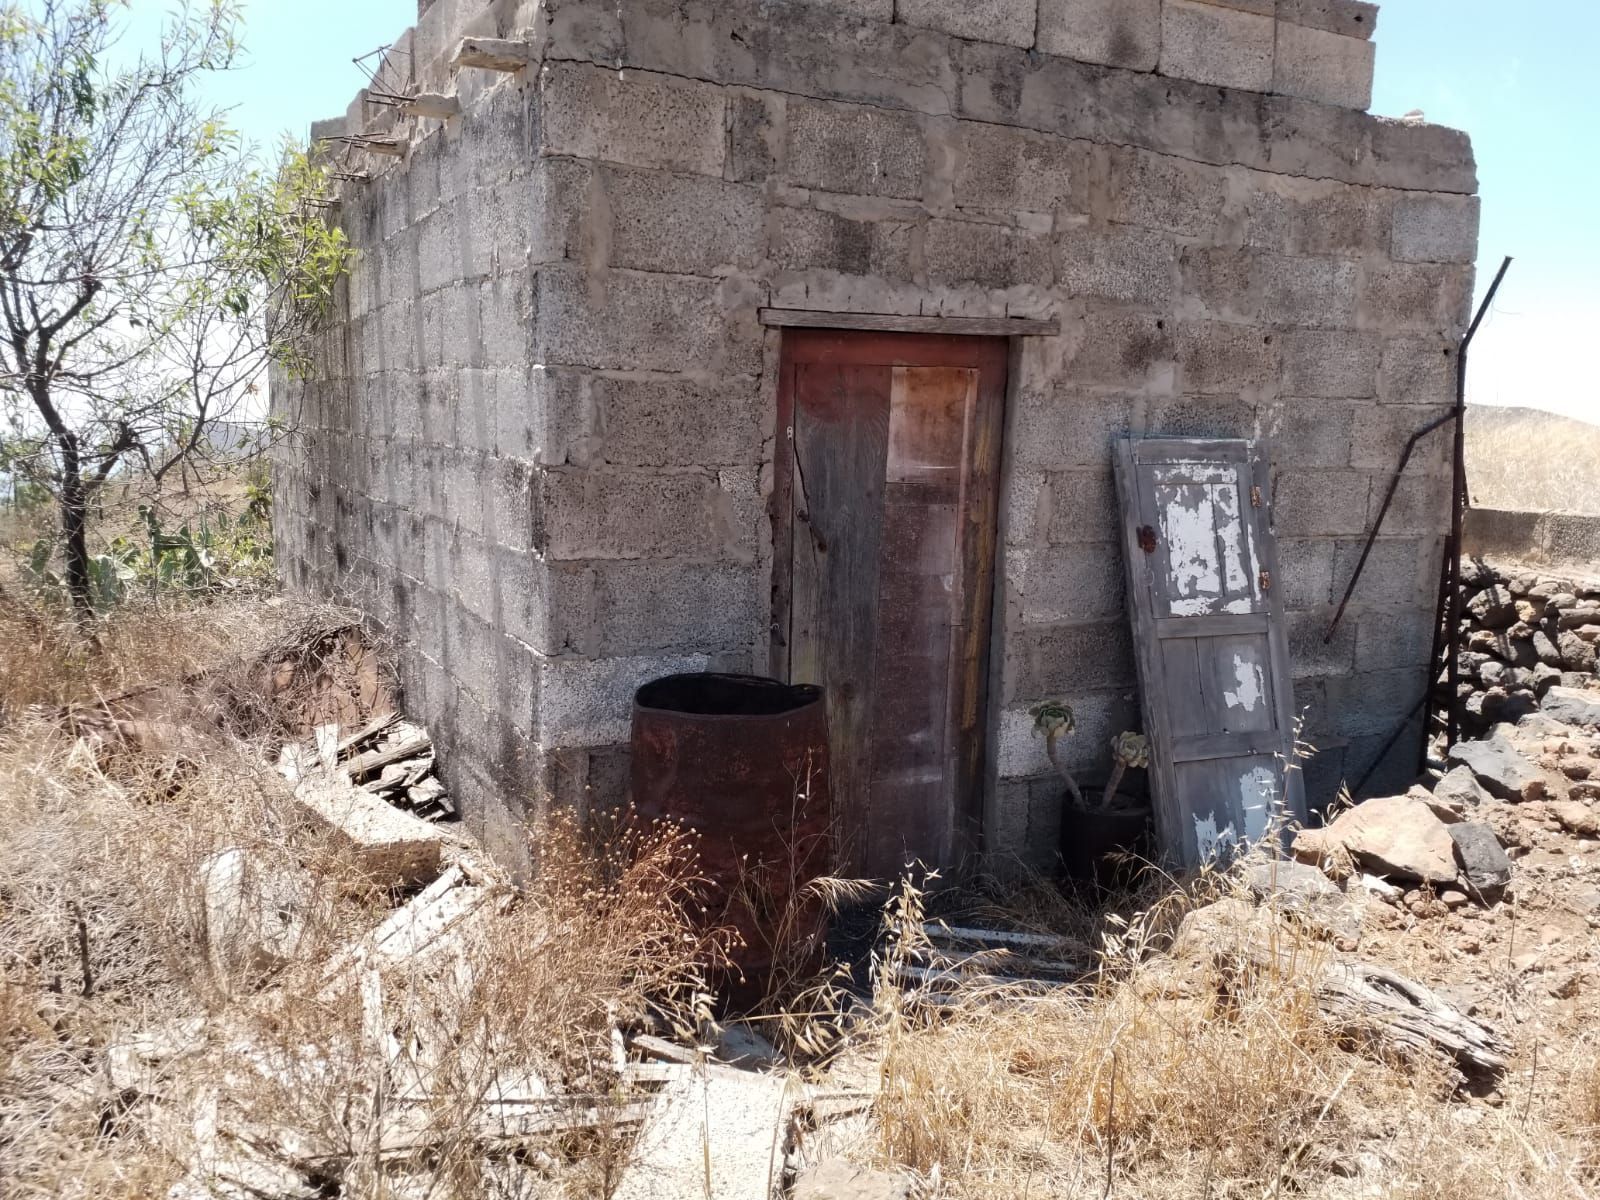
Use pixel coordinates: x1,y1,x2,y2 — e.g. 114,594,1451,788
1451,560,1600,738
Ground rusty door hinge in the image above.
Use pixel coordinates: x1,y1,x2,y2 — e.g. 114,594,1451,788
1137,525,1158,554
1259,569,1272,592
1250,486,1262,508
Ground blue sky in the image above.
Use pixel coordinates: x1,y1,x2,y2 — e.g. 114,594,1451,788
164,0,1592,422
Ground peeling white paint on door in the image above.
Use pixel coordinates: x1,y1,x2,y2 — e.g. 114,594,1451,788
1193,812,1236,862
1223,653,1266,714
1239,765,1280,841
1157,484,1218,604
1153,473,1253,615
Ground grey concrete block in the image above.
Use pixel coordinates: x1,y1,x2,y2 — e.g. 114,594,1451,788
770,205,918,278
1035,0,1160,71
1272,20,1375,110
954,122,1082,215
1011,391,1140,468
1259,399,1355,468
488,456,536,552
727,90,783,183
1044,469,1118,545
924,218,1053,289
1277,538,1336,609
796,0,894,20
1390,193,1481,265
537,653,713,748
1010,543,1125,623
533,468,749,561
1350,403,1453,474
1288,608,1356,678
1184,247,1359,328
591,374,764,468
1003,620,1136,700
1324,668,1427,739
1174,320,1277,394
539,62,726,177
1330,536,1432,609
1159,0,1274,92
1105,147,1229,238
498,551,596,656
535,267,762,376
594,561,761,654
446,528,496,625
1273,470,1370,537
602,166,766,275
1378,336,1456,406
1279,328,1380,398
894,0,1038,48
1056,223,1176,307
1379,473,1452,537
1145,393,1255,440
1355,610,1434,673
785,98,927,199
1060,308,1173,389
444,604,499,706
1244,179,1387,260
1368,119,1478,196
1358,262,1475,334
1278,0,1378,39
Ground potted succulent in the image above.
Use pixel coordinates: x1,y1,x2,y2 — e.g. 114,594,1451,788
1029,701,1152,885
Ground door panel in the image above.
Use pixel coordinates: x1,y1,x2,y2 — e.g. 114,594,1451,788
1115,437,1306,868
775,333,1007,876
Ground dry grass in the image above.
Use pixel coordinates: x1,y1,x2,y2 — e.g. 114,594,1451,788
0,594,725,1199
1466,405,1600,515
821,868,1597,1199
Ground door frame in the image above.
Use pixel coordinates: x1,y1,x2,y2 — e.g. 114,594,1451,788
770,328,1010,869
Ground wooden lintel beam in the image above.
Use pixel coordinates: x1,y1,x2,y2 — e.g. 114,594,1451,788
400,92,460,120
451,37,532,73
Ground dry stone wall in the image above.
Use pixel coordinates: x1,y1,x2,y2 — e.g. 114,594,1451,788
273,0,1480,873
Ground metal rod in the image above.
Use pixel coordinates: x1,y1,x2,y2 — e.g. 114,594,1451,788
1441,255,1513,752
1323,408,1458,642
1419,530,1456,775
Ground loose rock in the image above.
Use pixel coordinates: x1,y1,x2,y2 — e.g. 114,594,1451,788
1543,686,1600,729
1448,822,1513,899
1434,765,1493,810
1447,731,1547,801
1318,794,1458,886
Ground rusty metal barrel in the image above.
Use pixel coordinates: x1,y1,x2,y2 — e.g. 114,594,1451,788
631,673,831,1007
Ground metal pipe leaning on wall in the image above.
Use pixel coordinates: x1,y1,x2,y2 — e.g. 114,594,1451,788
1320,256,1512,796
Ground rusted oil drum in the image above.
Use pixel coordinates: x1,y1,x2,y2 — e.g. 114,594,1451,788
631,673,831,1008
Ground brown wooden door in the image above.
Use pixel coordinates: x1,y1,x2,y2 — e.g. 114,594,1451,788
773,330,1007,877
1113,437,1307,868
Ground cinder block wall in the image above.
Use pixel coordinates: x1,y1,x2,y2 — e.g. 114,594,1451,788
273,0,1480,873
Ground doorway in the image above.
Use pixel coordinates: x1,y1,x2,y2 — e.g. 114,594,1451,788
772,329,1008,876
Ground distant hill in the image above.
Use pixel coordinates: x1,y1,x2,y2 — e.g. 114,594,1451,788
1465,404,1600,515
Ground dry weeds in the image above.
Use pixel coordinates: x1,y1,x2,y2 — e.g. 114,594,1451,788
0,595,724,1199
1466,405,1600,515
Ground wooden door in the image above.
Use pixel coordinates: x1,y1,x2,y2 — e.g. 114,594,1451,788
1113,437,1307,868
773,330,1007,877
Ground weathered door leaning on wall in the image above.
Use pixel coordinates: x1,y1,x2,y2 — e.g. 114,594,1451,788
773,330,1007,878
1114,438,1307,868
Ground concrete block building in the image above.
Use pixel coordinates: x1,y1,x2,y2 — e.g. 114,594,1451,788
272,0,1480,874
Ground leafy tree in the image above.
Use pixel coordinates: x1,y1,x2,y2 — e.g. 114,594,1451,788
0,0,347,620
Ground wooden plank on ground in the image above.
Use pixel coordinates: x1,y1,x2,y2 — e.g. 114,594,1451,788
292,774,444,886
613,1066,793,1200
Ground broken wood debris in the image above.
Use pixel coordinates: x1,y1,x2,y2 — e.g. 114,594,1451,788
278,713,454,822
